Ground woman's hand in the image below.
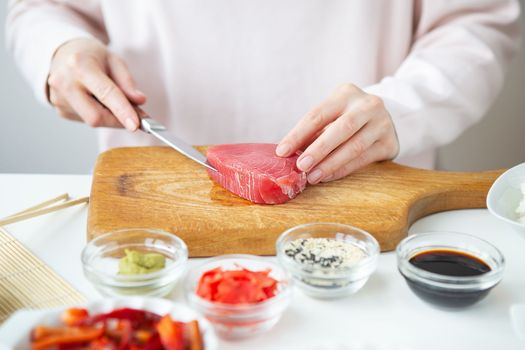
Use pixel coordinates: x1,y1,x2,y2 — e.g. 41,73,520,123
276,84,399,184
47,38,145,131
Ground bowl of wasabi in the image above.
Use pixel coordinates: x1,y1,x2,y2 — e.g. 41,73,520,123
81,229,188,297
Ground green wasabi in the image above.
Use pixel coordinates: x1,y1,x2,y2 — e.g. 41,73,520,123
118,249,166,275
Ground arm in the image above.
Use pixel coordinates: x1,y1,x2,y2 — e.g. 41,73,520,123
6,0,144,130
364,0,522,160
6,0,107,104
277,0,521,183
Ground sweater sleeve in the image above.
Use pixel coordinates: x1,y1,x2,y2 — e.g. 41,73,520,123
5,0,108,105
364,0,522,159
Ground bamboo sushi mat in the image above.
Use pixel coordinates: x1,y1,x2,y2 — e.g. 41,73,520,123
0,227,86,324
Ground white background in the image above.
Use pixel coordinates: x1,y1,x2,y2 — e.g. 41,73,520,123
1,2,524,174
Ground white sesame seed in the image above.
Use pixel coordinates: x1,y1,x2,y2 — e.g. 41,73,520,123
284,238,366,269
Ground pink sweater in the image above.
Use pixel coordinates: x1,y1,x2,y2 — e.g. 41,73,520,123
6,0,522,169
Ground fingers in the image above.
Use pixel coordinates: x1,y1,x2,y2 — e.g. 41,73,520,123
67,88,123,128
276,84,361,157
55,106,82,122
274,81,397,183
47,39,145,130
80,61,140,131
51,86,124,128
107,54,146,105
50,87,82,122
305,121,382,184
322,142,388,183
296,107,370,172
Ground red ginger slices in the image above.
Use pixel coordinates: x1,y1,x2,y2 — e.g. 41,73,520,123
206,143,307,204
196,267,279,304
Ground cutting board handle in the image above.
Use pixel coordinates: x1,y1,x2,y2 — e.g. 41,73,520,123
407,168,504,224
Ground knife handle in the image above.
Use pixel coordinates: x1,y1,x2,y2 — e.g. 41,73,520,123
133,105,149,119
132,106,164,133
132,106,168,134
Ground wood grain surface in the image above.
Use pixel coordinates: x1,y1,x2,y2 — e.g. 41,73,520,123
87,147,503,256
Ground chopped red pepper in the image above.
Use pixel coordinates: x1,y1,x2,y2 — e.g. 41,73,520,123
157,315,184,350
31,308,202,350
31,326,104,350
135,329,154,343
197,266,279,304
185,320,203,350
141,333,163,350
142,332,164,350
81,308,161,329
116,319,133,350
85,336,118,350
61,308,89,327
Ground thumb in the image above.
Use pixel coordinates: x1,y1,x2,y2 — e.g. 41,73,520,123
107,53,146,105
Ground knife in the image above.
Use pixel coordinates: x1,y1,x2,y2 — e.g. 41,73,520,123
135,108,217,172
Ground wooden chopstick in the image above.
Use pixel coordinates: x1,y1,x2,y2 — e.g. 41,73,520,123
2,193,69,218
0,195,89,226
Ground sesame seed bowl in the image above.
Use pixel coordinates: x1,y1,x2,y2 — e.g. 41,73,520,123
276,223,380,299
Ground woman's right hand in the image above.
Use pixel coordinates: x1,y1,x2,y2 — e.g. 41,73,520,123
47,38,146,131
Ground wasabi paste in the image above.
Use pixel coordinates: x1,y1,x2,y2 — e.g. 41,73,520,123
118,249,166,275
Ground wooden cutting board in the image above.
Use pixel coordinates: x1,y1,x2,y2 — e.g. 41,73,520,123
87,147,502,256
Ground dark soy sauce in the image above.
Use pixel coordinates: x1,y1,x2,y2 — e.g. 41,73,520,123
410,250,491,276
404,250,493,308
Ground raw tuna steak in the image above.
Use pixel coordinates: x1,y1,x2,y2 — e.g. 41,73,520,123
207,143,307,204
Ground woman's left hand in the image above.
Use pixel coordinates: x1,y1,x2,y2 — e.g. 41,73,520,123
276,84,399,184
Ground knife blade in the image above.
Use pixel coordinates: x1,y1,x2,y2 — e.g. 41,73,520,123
137,110,217,172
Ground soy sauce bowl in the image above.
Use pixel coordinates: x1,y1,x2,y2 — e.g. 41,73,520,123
396,231,505,309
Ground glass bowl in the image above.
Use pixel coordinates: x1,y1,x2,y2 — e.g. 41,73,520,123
185,254,292,340
276,223,380,299
396,231,505,309
81,229,188,297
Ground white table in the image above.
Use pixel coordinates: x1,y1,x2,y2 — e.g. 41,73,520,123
0,173,524,350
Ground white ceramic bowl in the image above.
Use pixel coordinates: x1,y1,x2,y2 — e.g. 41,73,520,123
0,297,217,349
487,162,525,235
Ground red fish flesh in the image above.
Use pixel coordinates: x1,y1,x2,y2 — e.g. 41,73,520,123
206,143,307,204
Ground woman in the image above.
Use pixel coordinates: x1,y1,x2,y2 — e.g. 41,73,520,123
6,0,521,184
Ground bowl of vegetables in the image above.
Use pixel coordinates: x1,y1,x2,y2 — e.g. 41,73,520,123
185,254,292,339
81,229,188,297
0,297,216,349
